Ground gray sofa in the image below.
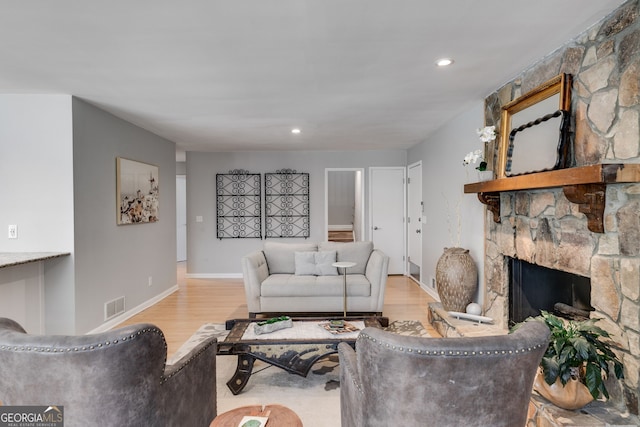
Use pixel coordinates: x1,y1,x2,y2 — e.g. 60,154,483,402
241,241,389,317
0,318,217,427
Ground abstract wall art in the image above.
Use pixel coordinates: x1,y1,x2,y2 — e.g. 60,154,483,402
116,157,159,225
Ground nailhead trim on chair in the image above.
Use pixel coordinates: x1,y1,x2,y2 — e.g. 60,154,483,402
162,338,217,384
357,333,545,356
0,327,166,354
1,326,218,385
1,327,174,385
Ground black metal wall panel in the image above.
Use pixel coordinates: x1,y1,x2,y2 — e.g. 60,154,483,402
216,170,262,239
264,169,310,238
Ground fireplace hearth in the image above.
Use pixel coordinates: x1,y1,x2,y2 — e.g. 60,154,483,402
508,257,592,326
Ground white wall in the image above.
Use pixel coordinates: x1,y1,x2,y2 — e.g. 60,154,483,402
72,98,177,333
0,95,75,252
407,103,486,305
186,150,406,275
0,95,76,333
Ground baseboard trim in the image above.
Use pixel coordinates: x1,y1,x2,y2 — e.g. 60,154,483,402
420,282,440,300
328,225,353,231
185,273,243,279
406,274,440,300
88,285,179,334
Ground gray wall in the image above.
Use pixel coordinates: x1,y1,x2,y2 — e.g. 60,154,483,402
0,95,177,334
407,103,486,304
0,95,76,333
186,150,406,275
72,98,177,333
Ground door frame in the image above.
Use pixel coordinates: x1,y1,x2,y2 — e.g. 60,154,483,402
324,168,365,242
176,174,187,262
407,161,423,284
368,166,407,275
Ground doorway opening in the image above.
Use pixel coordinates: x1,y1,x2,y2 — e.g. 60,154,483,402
325,168,364,242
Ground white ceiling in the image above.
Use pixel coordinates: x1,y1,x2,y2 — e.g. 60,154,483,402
0,1,626,156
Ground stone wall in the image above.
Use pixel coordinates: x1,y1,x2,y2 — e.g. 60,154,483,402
481,0,640,414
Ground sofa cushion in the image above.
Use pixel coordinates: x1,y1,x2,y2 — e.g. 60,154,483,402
261,274,371,297
318,241,373,275
263,242,318,274
294,251,338,276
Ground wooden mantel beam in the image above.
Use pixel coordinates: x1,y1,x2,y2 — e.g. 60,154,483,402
466,164,640,233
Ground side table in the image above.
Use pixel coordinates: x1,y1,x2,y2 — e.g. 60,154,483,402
332,261,356,316
210,404,302,427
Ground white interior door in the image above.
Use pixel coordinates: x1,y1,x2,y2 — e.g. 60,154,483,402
369,167,405,275
407,162,423,282
176,175,187,262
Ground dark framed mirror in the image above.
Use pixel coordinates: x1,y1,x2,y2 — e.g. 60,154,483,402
497,74,572,178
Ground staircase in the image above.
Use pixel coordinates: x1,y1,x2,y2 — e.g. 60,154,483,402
327,230,354,242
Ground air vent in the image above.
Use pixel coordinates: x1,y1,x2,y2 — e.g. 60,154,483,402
104,296,125,321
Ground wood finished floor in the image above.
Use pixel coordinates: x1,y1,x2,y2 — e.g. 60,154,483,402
118,262,437,357
327,230,354,242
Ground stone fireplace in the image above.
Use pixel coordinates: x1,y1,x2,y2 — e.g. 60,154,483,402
477,1,640,416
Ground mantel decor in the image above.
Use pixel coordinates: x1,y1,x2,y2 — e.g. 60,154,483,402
497,73,572,179
216,170,262,239
264,169,310,238
116,157,159,225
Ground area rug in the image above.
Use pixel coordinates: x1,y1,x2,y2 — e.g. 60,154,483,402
168,320,433,427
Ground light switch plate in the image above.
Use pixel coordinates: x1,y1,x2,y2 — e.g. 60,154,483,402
8,225,17,239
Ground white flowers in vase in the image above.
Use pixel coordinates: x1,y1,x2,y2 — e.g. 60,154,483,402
463,125,496,171
463,149,486,171
477,125,497,143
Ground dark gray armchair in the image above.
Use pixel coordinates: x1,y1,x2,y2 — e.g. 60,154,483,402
0,318,217,427
338,320,549,427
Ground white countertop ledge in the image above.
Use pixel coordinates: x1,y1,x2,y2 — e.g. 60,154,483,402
0,252,71,269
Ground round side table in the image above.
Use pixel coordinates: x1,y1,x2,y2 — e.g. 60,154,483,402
332,261,357,317
210,404,302,427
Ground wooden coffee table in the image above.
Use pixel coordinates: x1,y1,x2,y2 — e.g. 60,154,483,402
210,404,302,427
218,316,388,394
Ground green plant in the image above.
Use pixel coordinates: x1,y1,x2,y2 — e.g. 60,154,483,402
515,310,624,400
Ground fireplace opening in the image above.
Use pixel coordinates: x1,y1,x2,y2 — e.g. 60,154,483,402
508,257,592,325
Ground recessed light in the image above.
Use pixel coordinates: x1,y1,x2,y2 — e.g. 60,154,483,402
435,58,454,67
291,128,301,134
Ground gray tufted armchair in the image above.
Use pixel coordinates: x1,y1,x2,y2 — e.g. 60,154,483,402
0,318,217,427
338,320,549,427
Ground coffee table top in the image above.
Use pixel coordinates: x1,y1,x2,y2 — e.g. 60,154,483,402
219,316,388,350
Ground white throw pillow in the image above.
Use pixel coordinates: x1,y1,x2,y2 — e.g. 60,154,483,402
294,251,338,276
294,251,317,276
315,250,339,276
264,242,318,274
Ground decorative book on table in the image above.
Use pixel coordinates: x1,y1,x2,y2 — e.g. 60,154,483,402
320,321,360,335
